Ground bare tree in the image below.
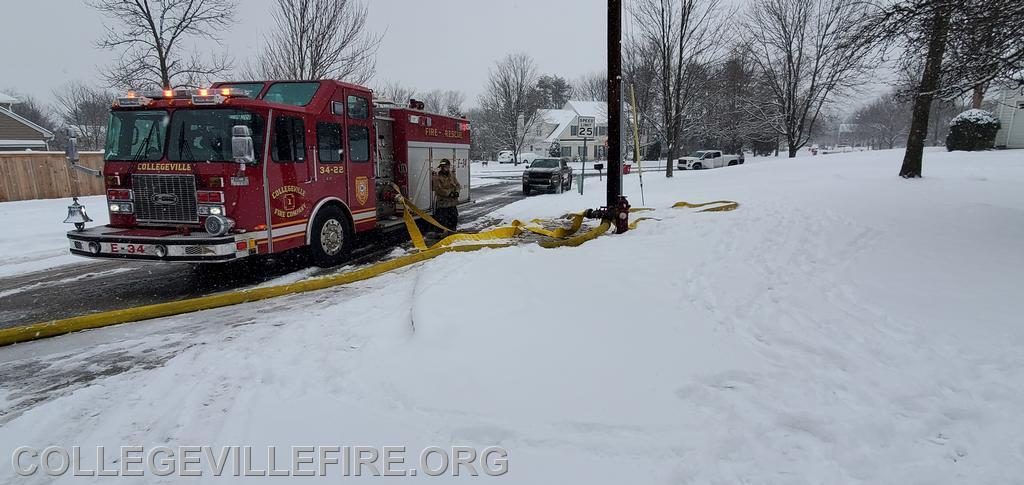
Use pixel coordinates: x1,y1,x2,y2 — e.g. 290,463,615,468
623,37,660,158
53,82,116,151
247,0,382,83
866,0,1023,177
629,0,730,176
422,90,467,116
478,53,541,166
373,80,419,105
573,72,607,102
89,0,237,90
739,0,875,158
851,89,912,149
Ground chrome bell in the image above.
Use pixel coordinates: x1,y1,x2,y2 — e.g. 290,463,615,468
63,197,93,232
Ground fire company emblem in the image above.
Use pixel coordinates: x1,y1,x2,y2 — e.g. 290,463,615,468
270,185,308,218
355,176,369,205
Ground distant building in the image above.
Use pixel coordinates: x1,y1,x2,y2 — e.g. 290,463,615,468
994,88,1024,149
0,92,55,151
523,100,610,161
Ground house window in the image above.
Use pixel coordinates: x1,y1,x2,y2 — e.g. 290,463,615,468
535,125,543,136
316,122,343,163
561,146,572,157
597,125,608,137
577,145,586,158
571,125,578,137
272,116,305,162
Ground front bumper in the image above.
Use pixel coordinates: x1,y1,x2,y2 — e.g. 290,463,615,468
67,226,257,263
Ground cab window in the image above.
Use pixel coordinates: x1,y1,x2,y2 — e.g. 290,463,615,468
317,122,343,163
348,125,370,162
347,95,369,120
273,116,305,162
263,82,320,106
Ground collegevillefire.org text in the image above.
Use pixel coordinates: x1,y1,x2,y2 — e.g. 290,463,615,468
11,445,508,478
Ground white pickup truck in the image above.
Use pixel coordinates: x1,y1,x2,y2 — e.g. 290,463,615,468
678,150,744,170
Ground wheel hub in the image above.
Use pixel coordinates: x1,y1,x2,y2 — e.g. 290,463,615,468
320,219,344,256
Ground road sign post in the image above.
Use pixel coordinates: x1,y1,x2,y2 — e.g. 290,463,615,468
578,116,595,195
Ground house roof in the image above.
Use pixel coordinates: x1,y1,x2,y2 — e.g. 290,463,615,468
0,106,55,140
0,92,18,105
564,100,608,124
536,108,578,144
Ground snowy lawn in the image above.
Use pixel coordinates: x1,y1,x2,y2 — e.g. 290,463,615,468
0,195,108,278
2,149,1024,483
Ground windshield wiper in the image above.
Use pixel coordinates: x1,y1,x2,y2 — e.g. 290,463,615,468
177,127,197,162
132,123,159,161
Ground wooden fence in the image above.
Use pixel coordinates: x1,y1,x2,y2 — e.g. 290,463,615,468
0,152,105,202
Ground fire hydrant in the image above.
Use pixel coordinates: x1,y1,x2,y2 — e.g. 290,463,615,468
613,195,631,234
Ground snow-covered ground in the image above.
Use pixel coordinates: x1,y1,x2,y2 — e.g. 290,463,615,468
2,149,1024,483
0,195,108,278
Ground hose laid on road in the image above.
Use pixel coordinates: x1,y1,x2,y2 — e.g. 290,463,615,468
0,197,737,347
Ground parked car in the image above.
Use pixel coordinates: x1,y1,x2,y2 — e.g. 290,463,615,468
678,150,743,170
497,150,514,163
522,158,574,195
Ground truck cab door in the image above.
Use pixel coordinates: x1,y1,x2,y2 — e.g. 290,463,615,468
342,89,376,229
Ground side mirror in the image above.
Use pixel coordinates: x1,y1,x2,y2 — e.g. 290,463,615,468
65,133,101,178
232,125,256,164
65,134,79,163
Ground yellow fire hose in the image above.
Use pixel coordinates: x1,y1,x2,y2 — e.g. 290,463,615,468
0,195,737,347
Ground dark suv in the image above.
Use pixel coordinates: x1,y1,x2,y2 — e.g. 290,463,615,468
522,158,574,195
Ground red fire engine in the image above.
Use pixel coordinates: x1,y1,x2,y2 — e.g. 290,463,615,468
63,80,471,266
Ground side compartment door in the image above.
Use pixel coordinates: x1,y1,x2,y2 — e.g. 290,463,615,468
344,90,376,230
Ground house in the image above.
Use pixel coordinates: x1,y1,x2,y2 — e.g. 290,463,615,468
0,92,55,151
994,88,1024,149
523,100,610,160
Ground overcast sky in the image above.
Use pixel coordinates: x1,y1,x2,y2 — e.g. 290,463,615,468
2,0,606,107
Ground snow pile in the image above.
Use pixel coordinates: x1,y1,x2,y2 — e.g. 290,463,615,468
949,108,999,127
0,195,107,278
2,149,1024,483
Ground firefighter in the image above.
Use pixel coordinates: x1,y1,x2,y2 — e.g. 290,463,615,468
432,159,461,233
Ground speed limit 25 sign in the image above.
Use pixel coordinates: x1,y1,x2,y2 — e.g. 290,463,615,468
577,116,595,139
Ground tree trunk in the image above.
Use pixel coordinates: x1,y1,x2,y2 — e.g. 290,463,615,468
971,85,984,109
788,143,798,158
900,7,950,179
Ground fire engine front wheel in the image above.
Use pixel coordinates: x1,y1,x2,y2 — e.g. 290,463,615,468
310,206,353,267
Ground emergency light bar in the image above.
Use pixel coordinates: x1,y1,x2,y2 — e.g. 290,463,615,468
114,87,253,107
192,87,249,105
115,91,153,108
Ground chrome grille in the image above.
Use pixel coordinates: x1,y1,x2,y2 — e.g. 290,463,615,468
132,174,199,223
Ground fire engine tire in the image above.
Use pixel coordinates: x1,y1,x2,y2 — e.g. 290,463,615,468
310,206,353,267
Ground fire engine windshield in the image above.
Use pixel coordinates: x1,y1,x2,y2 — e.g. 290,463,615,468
168,109,264,162
104,110,169,161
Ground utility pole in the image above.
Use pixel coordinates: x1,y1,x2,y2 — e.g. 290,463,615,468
583,0,629,233
606,0,629,233
607,0,623,210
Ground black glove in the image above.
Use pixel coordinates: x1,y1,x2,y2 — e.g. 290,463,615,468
449,190,460,198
